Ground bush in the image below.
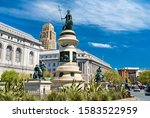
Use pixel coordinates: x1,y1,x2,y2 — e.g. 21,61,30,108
21,93,40,101
45,80,130,101
43,71,52,78
19,73,30,81
120,87,131,98
1,70,19,92
0,91,14,101
109,91,122,100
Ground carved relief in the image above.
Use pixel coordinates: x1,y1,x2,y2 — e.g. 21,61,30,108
60,51,70,62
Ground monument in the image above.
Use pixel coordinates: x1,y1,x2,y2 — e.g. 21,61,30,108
52,10,84,88
33,60,46,80
95,66,104,82
25,61,51,96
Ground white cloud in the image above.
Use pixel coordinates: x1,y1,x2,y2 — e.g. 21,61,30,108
88,42,113,49
73,0,150,31
0,0,150,31
0,1,61,21
122,44,129,48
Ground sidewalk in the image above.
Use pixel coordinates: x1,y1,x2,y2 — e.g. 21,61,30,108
118,97,138,101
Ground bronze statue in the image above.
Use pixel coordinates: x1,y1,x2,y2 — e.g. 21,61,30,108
60,51,70,62
95,66,104,82
39,60,46,73
33,61,46,80
61,10,73,30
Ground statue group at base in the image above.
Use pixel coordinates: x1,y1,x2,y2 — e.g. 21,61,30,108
95,66,104,82
33,61,46,80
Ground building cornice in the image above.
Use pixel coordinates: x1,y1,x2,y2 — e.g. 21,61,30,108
0,37,41,51
0,22,41,45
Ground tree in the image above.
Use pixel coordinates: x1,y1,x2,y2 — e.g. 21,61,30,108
104,70,124,84
1,70,19,92
19,73,30,81
1,70,31,100
43,70,52,78
136,71,150,85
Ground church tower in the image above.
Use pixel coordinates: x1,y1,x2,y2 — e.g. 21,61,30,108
40,23,56,50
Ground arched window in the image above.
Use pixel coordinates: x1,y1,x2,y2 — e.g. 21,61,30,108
29,51,34,65
0,43,2,59
16,48,21,62
6,45,12,61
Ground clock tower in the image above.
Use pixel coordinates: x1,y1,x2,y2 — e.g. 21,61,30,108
40,23,56,50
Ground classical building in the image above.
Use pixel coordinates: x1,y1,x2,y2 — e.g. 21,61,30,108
40,49,112,83
0,22,41,78
40,23,56,50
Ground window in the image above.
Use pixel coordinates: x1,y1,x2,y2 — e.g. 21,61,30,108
16,48,21,62
0,43,2,59
6,45,12,61
78,62,82,71
71,72,74,77
29,51,34,65
48,69,51,72
54,55,57,58
49,63,51,67
53,63,55,67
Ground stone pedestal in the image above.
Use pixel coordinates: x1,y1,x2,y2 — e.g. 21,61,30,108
52,30,84,88
25,79,52,96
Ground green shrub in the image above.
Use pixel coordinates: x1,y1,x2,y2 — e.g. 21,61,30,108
21,93,40,101
0,91,14,101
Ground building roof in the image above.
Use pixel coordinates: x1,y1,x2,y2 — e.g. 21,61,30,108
76,49,111,68
118,67,140,71
40,49,59,55
0,22,41,45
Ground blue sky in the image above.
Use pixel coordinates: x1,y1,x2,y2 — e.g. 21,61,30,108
0,0,150,69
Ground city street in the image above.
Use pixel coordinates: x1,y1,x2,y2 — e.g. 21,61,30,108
130,90,150,101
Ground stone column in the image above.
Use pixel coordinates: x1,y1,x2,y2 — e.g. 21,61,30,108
52,30,84,87
12,46,16,66
1,42,6,64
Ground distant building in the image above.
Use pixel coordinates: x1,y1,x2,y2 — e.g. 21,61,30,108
118,67,140,83
40,49,112,83
0,22,41,78
40,23,56,50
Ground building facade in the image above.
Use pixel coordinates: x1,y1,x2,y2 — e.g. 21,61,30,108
40,23,56,50
0,22,41,78
118,67,140,83
40,49,112,83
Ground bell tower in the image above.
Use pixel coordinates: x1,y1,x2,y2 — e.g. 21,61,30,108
40,23,56,50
